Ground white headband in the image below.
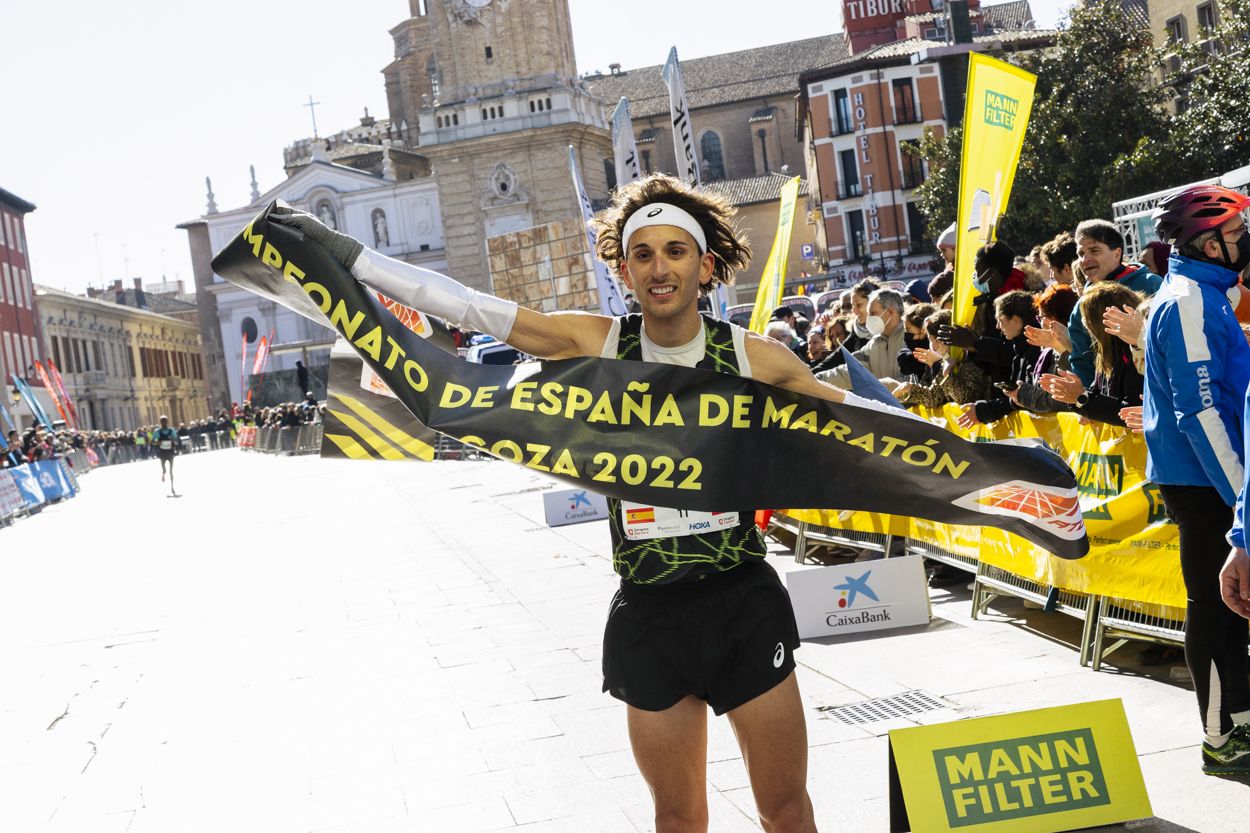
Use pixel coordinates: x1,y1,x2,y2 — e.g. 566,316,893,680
622,203,707,255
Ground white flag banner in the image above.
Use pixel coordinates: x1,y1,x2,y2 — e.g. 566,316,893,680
661,47,701,188
569,146,629,316
661,47,728,318
611,97,642,187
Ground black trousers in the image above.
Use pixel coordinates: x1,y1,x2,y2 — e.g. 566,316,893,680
1159,484,1250,738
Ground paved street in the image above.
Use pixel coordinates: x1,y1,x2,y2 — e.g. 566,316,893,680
2,450,1248,832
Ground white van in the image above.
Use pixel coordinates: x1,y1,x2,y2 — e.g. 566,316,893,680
465,342,522,365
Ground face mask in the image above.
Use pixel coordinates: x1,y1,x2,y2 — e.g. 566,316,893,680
972,272,991,294
904,333,926,349
1225,228,1250,273
865,314,886,336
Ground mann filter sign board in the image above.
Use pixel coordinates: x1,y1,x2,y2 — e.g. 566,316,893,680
543,488,609,527
887,699,1151,833
784,555,929,638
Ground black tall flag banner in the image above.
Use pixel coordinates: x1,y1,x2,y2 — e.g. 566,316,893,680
212,202,1089,559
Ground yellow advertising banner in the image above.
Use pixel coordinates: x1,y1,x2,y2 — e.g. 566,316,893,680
888,699,1151,833
749,176,802,334
784,408,1185,609
953,54,1037,327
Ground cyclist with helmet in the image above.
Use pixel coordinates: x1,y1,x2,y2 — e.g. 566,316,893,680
1145,183,1250,775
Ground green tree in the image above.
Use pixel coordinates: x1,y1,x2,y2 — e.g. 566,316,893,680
913,0,1174,251
1166,0,1250,177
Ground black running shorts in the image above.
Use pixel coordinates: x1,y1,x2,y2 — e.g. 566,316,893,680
157,448,175,461
601,560,800,716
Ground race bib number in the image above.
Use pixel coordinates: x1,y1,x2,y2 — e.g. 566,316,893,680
159,440,173,450
620,502,739,540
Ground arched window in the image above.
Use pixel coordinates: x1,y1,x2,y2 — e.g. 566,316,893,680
426,54,440,100
700,131,726,181
529,101,535,113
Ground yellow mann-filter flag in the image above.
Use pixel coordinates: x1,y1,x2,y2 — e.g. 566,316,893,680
749,176,802,334
953,53,1036,327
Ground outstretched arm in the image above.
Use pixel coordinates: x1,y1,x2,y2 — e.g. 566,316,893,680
272,208,613,361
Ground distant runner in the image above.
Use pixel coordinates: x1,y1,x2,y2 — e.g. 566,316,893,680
152,415,179,492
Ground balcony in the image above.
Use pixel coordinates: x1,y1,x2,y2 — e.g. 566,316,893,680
836,182,863,200
164,377,182,391
901,169,926,190
894,104,924,125
81,371,106,387
830,119,855,137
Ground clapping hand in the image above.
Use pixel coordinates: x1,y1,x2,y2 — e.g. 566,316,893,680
1103,304,1143,347
912,347,941,366
1119,405,1143,432
1039,370,1085,404
1025,320,1073,353
955,403,981,429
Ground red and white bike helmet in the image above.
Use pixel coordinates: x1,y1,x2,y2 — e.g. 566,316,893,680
1152,184,1250,247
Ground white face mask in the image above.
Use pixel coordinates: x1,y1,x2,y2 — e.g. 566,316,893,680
865,314,886,336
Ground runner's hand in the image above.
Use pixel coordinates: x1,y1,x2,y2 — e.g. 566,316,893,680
1220,548,1250,619
270,206,364,270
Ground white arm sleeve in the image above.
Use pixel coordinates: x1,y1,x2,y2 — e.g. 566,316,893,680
351,248,518,342
840,389,929,423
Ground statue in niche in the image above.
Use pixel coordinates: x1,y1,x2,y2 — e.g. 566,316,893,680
372,208,391,248
315,201,338,230
491,163,519,199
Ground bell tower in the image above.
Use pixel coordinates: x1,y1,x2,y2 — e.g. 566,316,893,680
384,0,613,293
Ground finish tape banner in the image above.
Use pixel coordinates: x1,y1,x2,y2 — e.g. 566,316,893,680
786,406,1181,607
210,201,1088,559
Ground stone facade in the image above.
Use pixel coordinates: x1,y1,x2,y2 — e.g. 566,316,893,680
585,36,848,188
423,125,611,293
35,286,211,430
183,162,447,409
487,219,595,312
387,0,613,294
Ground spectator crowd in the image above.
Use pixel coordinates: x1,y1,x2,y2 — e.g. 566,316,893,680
2,392,324,469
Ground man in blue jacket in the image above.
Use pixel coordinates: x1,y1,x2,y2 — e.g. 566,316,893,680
1068,219,1161,387
1145,184,1250,776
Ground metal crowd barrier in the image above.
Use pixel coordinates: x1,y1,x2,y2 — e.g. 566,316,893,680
1090,597,1186,671
240,424,323,456
768,512,1185,670
771,513,896,565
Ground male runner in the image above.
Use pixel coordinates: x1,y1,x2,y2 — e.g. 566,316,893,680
274,173,899,832
152,415,179,489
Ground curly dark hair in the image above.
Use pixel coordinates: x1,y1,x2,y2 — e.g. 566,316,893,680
591,173,751,295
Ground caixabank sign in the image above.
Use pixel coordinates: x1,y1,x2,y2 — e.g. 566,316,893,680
887,699,1151,833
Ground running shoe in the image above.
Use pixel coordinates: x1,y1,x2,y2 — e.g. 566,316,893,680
1202,724,1250,775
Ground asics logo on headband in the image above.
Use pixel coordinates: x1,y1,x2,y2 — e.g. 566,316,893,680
622,202,708,254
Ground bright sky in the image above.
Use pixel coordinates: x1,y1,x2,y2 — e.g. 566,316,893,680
1,0,1074,297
